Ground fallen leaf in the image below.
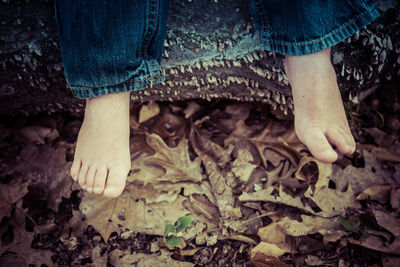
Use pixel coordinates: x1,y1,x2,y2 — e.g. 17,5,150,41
358,143,400,162
356,184,393,204
0,207,54,266
249,120,305,167
232,148,258,183
296,156,361,217
250,252,291,267
372,209,400,236
150,108,187,146
86,245,107,267
15,143,76,211
139,101,160,123
270,215,345,243
257,223,291,254
331,150,393,196
15,125,59,145
239,186,318,216
80,193,190,241
108,248,194,266
183,101,202,118
381,254,400,267
344,235,400,255
304,255,325,266
391,188,400,210
0,176,30,219
189,126,238,220
251,243,290,263
130,133,203,185
364,127,397,148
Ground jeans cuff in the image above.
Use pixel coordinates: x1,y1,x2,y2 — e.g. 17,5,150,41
260,5,380,55
69,59,164,99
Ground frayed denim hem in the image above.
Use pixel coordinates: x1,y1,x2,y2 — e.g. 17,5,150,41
69,59,164,99
260,5,380,55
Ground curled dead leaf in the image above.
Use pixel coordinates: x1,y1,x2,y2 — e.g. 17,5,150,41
356,184,393,204
138,101,160,123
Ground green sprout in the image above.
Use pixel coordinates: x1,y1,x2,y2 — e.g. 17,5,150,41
163,216,194,248
339,216,370,241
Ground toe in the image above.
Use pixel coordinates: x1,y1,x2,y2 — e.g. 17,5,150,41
103,165,129,198
92,166,108,194
326,126,356,155
85,166,97,193
71,159,81,181
78,163,89,187
299,127,338,163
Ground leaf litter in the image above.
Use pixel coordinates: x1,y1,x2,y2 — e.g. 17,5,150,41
1,99,400,266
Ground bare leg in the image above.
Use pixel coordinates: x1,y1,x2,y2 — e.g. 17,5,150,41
70,92,131,197
285,47,356,162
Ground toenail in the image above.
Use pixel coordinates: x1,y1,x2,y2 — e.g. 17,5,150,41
346,145,355,154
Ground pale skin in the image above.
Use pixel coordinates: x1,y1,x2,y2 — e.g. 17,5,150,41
70,47,356,197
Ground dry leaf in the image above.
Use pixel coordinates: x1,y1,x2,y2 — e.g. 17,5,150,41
239,186,318,215
15,125,59,145
356,184,393,204
358,143,400,162
305,255,325,266
331,150,392,195
86,245,107,267
150,108,187,145
183,101,202,118
344,235,400,255
232,148,258,183
250,252,291,267
364,128,397,148
138,101,160,123
0,210,54,266
381,254,400,267
296,156,361,217
108,248,194,267
130,133,203,185
0,176,30,219
372,209,400,236
249,120,305,167
15,143,76,211
189,126,238,220
391,189,400,210
260,215,345,244
80,193,190,240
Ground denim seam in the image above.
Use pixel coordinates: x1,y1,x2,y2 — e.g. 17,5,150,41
259,3,377,47
70,74,162,91
253,0,272,38
140,0,159,58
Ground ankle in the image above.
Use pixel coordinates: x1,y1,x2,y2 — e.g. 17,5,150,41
85,92,130,111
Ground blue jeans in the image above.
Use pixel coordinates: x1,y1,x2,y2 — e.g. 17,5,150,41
55,0,379,99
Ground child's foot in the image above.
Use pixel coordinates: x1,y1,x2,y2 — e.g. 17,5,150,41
284,47,356,163
70,92,131,197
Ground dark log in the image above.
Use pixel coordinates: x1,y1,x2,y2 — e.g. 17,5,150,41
0,0,399,117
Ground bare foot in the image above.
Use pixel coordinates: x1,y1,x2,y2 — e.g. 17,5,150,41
70,92,131,197
285,47,356,163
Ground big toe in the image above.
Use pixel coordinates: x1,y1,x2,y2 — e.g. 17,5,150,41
326,126,356,155
102,164,129,198
299,127,338,163
70,159,81,181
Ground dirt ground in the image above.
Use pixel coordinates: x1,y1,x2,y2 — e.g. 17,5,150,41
0,76,399,266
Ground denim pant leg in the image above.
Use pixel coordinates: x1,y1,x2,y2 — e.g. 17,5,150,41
55,0,170,99
248,0,380,55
